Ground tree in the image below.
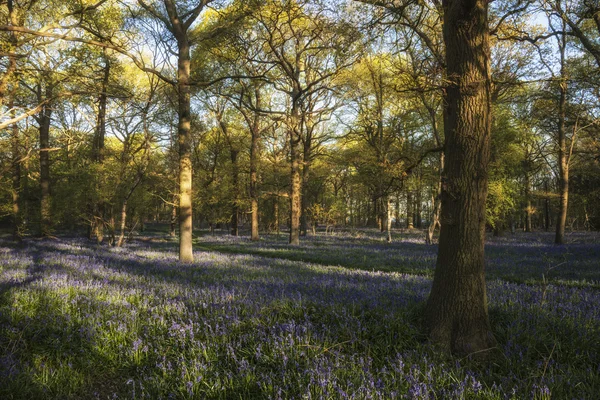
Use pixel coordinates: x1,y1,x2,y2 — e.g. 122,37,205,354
546,0,600,68
137,0,215,262
423,0,497,355
248,0,358,245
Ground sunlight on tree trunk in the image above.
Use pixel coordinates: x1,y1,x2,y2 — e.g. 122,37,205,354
386,196,392,242
250,134,260,240
178,48,194,262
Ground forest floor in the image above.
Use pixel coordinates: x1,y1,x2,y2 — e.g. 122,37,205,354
0,229,599,399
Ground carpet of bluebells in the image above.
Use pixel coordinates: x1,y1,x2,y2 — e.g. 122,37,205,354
0,230,599,399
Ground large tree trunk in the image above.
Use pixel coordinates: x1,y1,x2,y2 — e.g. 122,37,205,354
177,44,194,261
424,0,496,356
555,32,569,245
38,92,52,237
289,100,302,246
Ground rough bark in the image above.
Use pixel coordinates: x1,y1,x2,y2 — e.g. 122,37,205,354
424,0,496,356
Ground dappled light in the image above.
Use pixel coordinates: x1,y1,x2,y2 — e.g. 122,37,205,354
1,232,599,398
1,0,600,398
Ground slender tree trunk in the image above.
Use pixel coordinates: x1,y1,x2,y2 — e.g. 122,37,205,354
116,175,144,247
11,108,21,241
23,134,31,229
94,55,109,163
378,197,385,232
90,54,110,243
6,3,21,241
525,172,532,232
300,150,310,236
117,200,128,248
424,0,496,356
177,43,194,261
274,197,280,236
545,179,550,231
369,197,375,227
427,154,445,245
38,93,52,237
289,100,302,245
386,196,392,242
406,191,414,229
230,148,239,236
555,32,569,245
250,116,260,241
395,193,401,228
170,198,177,237
415,187,422,229
108,213,116,246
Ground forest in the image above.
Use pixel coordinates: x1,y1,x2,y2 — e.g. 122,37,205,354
1,0,599,398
